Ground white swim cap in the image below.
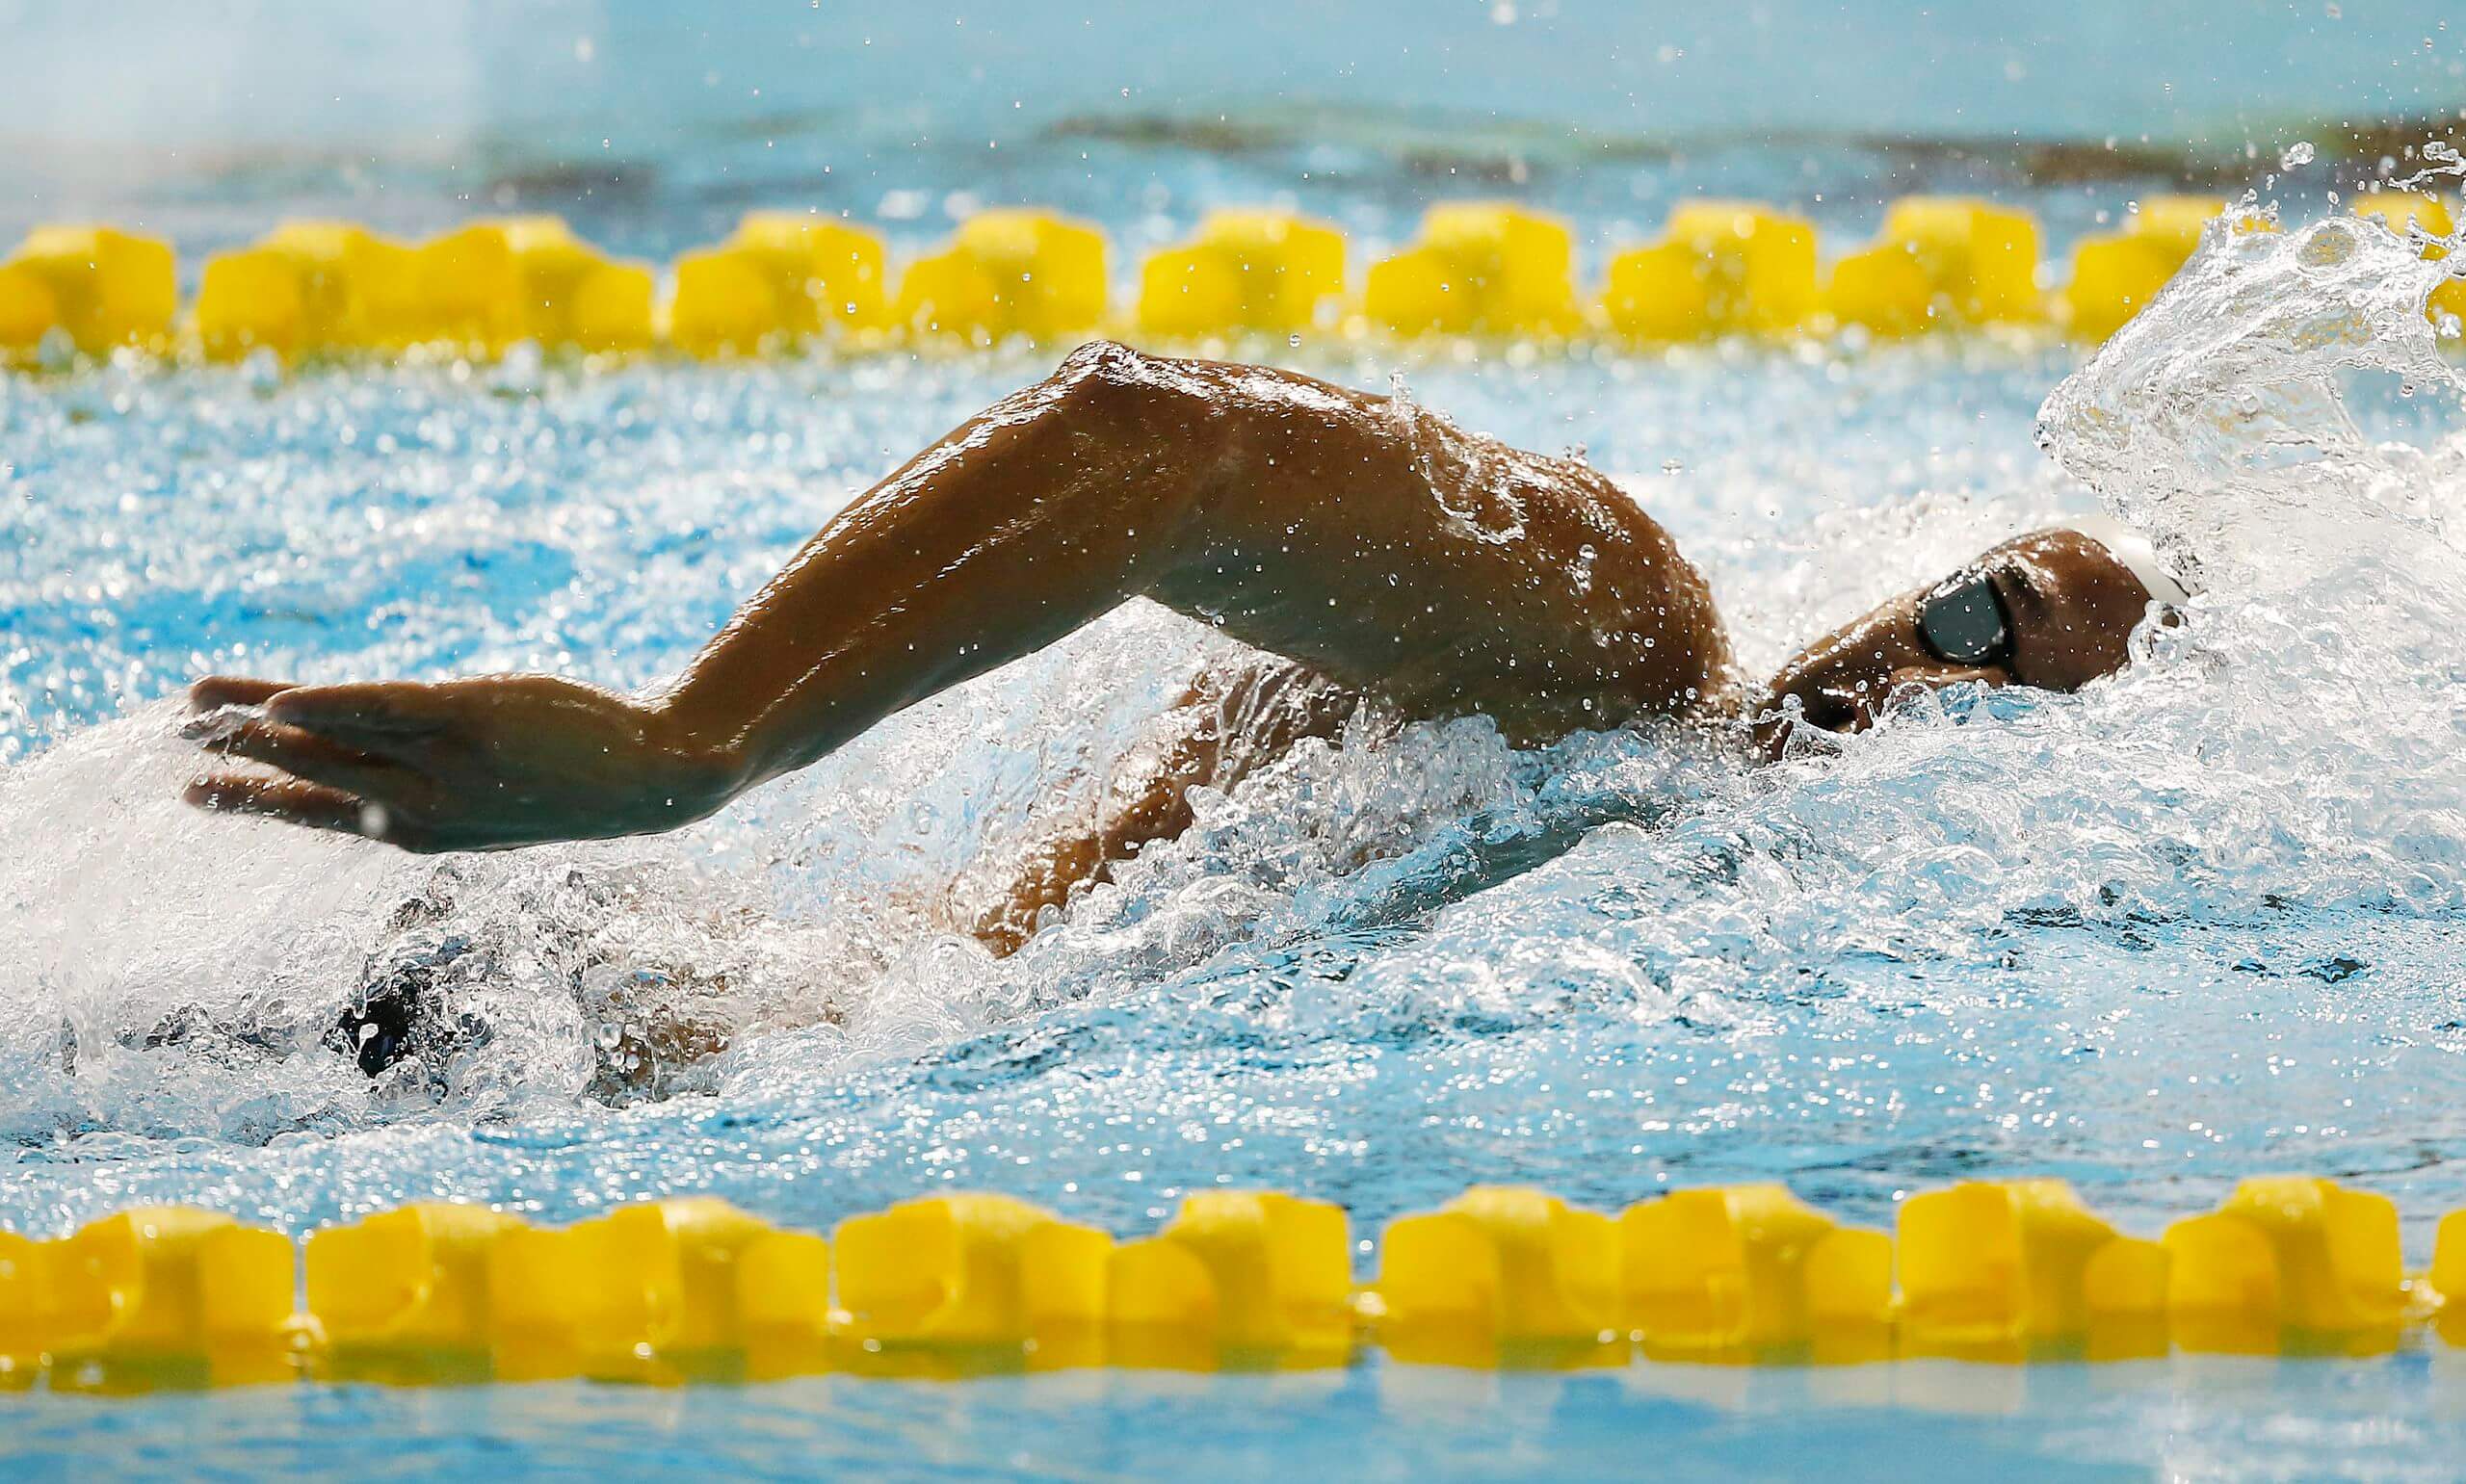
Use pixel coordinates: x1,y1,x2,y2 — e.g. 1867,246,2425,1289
2059,513,2191,603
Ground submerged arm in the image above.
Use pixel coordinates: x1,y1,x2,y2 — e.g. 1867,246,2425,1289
188,341,1721,851
966,654,1359,955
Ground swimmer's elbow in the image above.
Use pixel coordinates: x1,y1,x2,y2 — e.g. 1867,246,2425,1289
1047,340,1165,425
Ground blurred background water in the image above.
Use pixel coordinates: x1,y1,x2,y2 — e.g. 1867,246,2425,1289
6,4,2466,1479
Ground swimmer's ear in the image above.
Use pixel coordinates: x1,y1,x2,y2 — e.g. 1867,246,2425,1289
189,675,291,711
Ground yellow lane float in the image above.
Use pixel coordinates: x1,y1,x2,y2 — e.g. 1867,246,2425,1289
831,1192,1112,1374
2059,195,2226,341
1897,1179,2170,1362
1370,1185,1621,1367
15,194,2466,370
1620,1183,1892,1364
1364,202,1580,337
1603,202,1819,341
7,1207,302,1393
0,261,58,364
306,1202,519,1384
2164,1177,2408,1356
4,223,177,356
7,1177,2466,1393
488,1197,826,1385
1108,1191,1353,1370
1827,195,2042,335
1138,210,1348,337
668,213,889,356
892,209,1110,343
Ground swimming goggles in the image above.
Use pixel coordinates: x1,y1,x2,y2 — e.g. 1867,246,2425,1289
1915,568,2011,666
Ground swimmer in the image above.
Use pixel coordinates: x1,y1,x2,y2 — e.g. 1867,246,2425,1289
184,342,2184,955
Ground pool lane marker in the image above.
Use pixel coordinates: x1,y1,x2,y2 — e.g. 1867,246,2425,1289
16,192,2455,371
1,1175,2460,1393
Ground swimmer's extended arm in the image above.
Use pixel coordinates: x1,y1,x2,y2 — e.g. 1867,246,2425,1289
188,341,1722,852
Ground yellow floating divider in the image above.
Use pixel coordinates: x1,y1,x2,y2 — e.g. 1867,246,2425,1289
496,216,656,353
666,247,780,358
16,194,2465,372
401,222,525,352
0,261,58,365
2058,195,2229,342
1107,1191,1353,1370
666,215,892,358
13,1180,2466,1394
304,1202,519,1384
2351,189,2466,332
831,1192,1111,1375
1369,1185,1621,1368
891,209,1110,344
0,1230,50,1386
1137,210,1347,337
1364,202,1581,337
13,1207,302,1393
2433,1211,2466,1347
487,1196,826,1384
1827,195,2042,336
728,212,890,336
200,217,653,360
196,247,310,361
198,221,403,360
3,224,177,357
2163,1177,2408,1356
1602,202,1820,342
262,220,423,351
1619,1184,1892,1364
1897,1179,2169,1362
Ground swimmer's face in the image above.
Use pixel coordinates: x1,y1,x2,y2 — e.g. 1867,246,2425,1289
1753,529,2162,757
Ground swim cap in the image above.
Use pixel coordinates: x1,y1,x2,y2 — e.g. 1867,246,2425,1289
2059,513,2191,603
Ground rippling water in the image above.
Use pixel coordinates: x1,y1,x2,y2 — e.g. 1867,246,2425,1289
5,187,2466,1474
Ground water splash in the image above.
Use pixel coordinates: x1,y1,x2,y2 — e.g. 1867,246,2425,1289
2037,210,2462,592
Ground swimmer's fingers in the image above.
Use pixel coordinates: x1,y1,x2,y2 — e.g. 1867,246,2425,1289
184,773,378,839
261,683,460,749
197,717,416,799
189,675,294,711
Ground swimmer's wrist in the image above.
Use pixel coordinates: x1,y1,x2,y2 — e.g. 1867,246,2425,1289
639,697,757,819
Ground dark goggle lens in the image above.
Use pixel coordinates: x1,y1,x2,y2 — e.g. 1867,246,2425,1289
1916,572,2010,665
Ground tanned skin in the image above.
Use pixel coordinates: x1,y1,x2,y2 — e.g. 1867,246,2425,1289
1753,529,2160,751
185,344,2162,952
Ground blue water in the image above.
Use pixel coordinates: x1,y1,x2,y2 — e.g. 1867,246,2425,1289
11,8,2466,1481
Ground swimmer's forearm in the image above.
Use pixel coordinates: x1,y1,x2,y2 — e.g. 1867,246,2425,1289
647,344,1341,794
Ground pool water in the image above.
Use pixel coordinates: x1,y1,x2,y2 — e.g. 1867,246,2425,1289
12,29,2466,1478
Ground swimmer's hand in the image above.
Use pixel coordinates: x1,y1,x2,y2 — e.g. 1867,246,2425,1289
181,674,739,851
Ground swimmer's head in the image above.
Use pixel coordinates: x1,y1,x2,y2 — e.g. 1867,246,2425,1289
1753,517,2187,757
